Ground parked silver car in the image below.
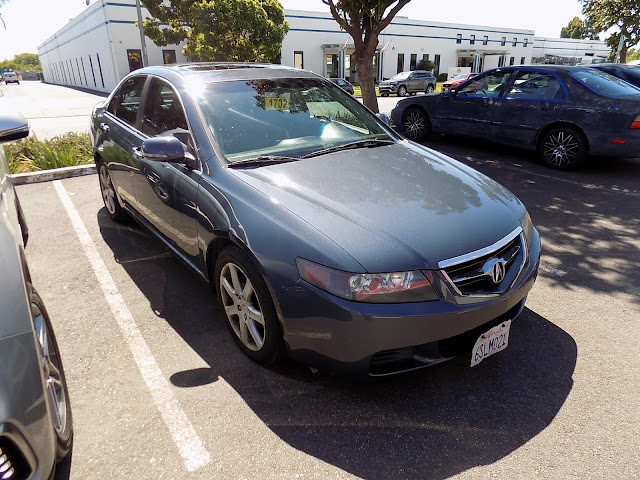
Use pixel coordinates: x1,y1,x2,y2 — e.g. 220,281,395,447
0,113,73,478
379,70,436,96
3,71,19,84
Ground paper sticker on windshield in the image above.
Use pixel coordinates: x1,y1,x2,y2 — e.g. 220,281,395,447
264,94,290,110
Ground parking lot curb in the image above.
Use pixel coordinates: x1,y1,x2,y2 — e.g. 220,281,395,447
11,164,96,185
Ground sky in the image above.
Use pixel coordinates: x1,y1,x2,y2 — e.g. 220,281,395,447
0,0,587,61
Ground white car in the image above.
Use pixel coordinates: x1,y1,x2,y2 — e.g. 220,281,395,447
3,71,19,84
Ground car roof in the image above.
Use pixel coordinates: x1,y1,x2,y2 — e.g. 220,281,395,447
129,63,321,85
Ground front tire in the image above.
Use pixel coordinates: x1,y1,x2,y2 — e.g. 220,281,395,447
538,126,587,170
402,107,431,141
30,286,73,462
397,85,407,97
215,246,284,365
426,84,435,93
98,159,129,222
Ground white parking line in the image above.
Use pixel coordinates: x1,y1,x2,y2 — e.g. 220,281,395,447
53,180,211,472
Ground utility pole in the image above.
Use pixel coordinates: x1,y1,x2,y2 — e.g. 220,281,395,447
135,0,149,67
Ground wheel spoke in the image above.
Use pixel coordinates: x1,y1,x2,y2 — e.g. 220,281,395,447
221,276,236,298
247,306,264,326
238,317,249,344
242,280,254,302
224,304,238,317
246,321,264,349
229,266,242,297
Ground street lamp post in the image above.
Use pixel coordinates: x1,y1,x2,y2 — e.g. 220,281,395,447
135,0,149,67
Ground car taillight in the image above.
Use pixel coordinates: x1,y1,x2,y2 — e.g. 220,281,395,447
631,115,640,129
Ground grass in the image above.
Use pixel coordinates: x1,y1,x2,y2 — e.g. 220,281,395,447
5,133,93,174
353,82,445,97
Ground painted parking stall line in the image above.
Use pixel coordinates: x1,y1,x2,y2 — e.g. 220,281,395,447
53,180,211,472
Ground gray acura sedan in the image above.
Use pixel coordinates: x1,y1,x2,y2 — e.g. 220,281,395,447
1,113,73,477
91,64,540,377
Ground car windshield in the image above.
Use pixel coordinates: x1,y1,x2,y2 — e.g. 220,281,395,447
453,74,468,80
392,72,411,80
196,78,392,163
570,68,640,96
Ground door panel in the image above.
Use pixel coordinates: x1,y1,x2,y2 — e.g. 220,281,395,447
492,71,564,146
133,77,200,264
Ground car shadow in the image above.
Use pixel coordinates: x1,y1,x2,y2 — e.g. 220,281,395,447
422,135,640,306
97,209,577,479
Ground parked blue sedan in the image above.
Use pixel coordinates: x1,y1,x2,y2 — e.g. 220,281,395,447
391,65,640,169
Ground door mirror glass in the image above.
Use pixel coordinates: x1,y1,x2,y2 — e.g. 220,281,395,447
376,113,390,125
0,112,29,143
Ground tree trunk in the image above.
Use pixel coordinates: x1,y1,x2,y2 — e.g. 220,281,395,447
620,44,628,64
356,53,379,113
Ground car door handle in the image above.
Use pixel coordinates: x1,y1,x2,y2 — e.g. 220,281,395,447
100,123,110,133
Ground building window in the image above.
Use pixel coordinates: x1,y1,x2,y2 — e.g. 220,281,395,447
163,50,177,64
513,38,517,47
88,56,96,88
470,35,475,45
76,58,83,85
501,37,506,46
127,49,143,72
423,54,429,62
294,51,303,69
483,36,488,46
410,53,417,70
521,57,526,65
80,57,88,85
509,56,515,66
326,53,338,78
96,53,105,88
456,34,462,44
68,60,76,84
524,38,529,47
397,53,404,73
434,54,441,77
498,56,505,67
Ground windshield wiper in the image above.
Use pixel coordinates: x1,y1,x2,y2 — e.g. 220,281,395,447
302,139,395,159
227,155,300,168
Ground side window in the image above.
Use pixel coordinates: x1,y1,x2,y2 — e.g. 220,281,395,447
506,72,562,100
458,70,513,98
141,78,189,138
107,76,146,126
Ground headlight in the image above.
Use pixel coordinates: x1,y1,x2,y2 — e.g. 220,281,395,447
522,210,534,250
296,258,439,303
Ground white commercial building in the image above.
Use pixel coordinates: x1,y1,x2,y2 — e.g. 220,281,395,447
38,1,608,94
532,37,609,64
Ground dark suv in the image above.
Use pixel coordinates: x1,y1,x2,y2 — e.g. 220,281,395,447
379,70,436,97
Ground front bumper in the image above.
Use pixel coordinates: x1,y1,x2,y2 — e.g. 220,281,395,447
277,229,541,377
379,84,398,94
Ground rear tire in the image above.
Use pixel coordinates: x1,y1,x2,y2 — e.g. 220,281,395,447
538,126,587,170
215,246,284,366
402,107,431,141
381,93,389,97
98,159,129,223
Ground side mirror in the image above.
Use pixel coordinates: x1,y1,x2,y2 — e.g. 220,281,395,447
134,136,197,168
376,113,390,125
0,113,29,143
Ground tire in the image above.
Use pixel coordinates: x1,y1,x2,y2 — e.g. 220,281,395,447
30,286,73,462
426,84,435,93
538,126,587,170
98,159,129,222
409,92,417,96
381,93,389,97
402,107,431,141
397,85,407,97
215,246,284,365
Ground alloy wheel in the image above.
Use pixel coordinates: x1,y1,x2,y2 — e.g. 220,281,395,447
219,263,265,351
404,110,426,140
543,131,580,168
34,313,68,435
99,165,117,215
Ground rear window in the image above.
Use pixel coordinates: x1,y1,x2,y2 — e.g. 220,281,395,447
570,69,640,96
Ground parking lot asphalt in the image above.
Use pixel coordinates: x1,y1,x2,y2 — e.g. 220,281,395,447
9,83,640,479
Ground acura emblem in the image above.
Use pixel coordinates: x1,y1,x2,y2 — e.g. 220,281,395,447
483,258,506,285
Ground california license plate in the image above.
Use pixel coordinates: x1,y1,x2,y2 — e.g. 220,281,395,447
470,320,511,367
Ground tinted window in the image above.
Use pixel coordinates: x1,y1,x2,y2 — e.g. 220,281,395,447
142,78,189,137
458,70,513,97
108,76,146,126
506,72,563,100
197,78,391,163
570,68,640,96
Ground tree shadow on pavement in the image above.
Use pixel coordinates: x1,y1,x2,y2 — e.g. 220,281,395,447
98,209,577,480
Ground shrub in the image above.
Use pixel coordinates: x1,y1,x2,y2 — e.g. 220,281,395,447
437,73,448,82
5,133,93,174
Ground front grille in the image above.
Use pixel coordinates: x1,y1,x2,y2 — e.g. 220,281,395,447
0,438,30,480
442,232,524,296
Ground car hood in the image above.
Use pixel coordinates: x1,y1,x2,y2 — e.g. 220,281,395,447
230,141,523,272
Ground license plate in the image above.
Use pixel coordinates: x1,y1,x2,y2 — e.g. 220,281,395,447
470,320,511,367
